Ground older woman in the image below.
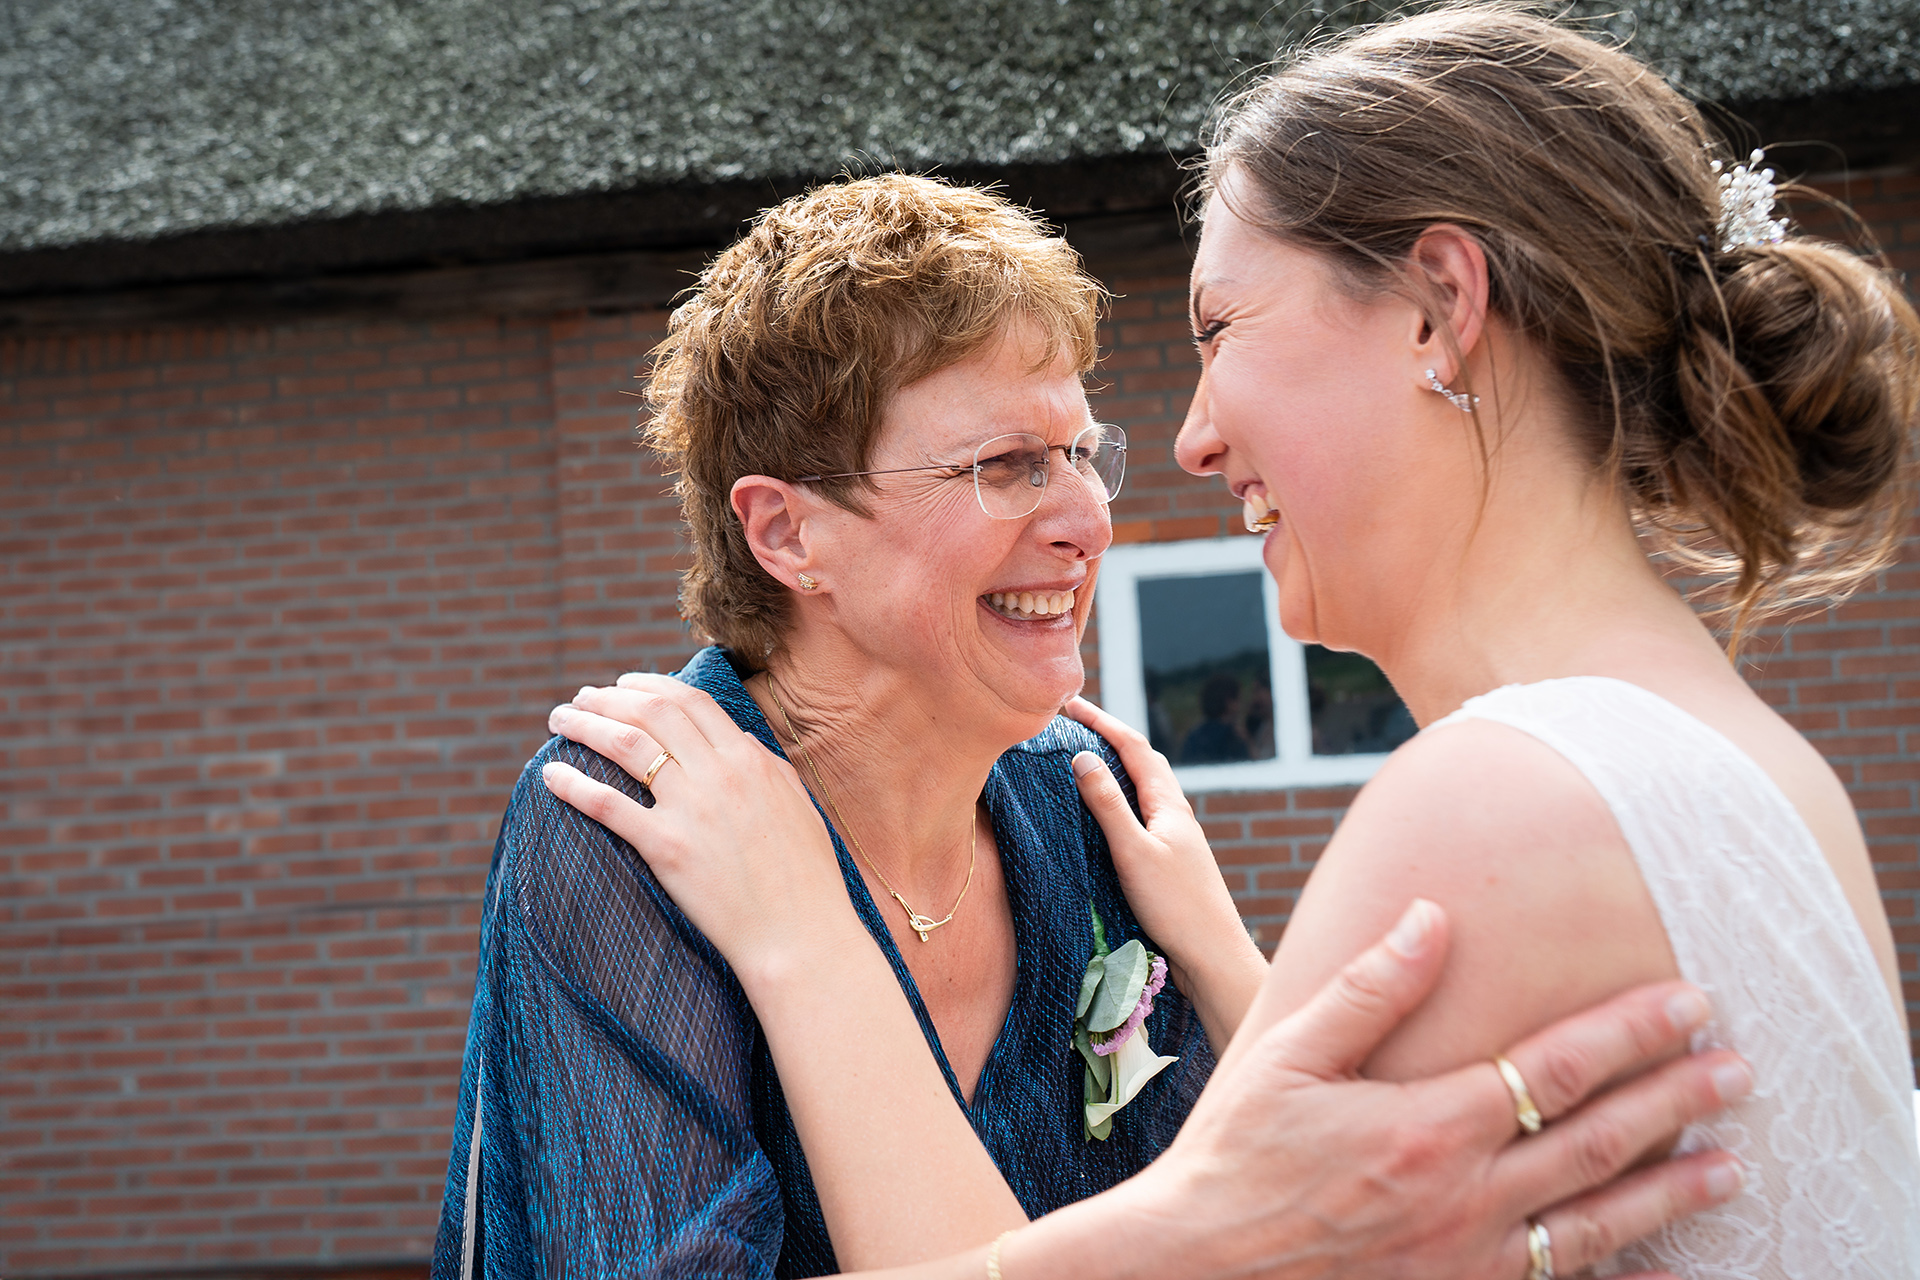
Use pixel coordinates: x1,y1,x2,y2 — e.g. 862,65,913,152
434,174,1748,1280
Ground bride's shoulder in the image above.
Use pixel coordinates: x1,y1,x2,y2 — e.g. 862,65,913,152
1267,714,1677,1079
1350,710,1604,834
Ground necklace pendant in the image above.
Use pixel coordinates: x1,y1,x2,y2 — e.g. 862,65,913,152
907,911,939,942
916,927,930,942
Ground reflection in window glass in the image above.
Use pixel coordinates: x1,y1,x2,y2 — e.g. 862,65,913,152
1305,646,1417,756
1137,572,1276,766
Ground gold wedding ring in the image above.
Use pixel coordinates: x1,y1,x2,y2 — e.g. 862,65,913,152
1495,1055,1544,1135
640,749,675,792
1526,1219,1555,1280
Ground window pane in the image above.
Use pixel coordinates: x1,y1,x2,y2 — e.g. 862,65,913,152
1137,571,1275,765
1304,646,1416,756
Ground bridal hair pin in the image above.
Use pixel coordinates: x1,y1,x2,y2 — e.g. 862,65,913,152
1426,369,1479,413
1711,149,1789,253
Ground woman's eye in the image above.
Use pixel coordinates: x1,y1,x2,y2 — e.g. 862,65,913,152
1193,320,1228,345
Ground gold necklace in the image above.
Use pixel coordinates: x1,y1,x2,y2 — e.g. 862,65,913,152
763,674,976,942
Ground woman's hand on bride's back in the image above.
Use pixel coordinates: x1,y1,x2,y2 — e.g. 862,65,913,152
1066,696,1267,1050
540,673,863,985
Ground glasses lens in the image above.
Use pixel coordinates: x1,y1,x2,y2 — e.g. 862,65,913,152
972,434,1051,519
1072,423,1127,502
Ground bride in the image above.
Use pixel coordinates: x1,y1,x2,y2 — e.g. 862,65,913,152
547,3,1920,1274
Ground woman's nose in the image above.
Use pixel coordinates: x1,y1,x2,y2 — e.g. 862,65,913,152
1031,457,1114,558
1175,371,1228,477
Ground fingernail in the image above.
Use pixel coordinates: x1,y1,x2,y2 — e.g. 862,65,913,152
1071,751,1103,779
1704,1159,1745,1201
549,706,568,725
576,686,594,703
540,762,560,783
1665,988,1711,1034
1386,899,1436,958
1711,1058,1754,1103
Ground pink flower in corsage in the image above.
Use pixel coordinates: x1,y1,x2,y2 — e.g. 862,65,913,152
1073,904,1179,1141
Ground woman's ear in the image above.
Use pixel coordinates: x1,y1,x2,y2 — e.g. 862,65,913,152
731,476,822,594
1405,224,1490,387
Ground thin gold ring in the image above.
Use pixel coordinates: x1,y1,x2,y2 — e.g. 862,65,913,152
1495,1055,1544,1135
1526,1219,1554,1280
640,749,674,792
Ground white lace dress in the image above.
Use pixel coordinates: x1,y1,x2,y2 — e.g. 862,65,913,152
1430,678,1920,1277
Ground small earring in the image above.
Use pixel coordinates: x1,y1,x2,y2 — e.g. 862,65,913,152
797,573,818,591
1426,368,1480,413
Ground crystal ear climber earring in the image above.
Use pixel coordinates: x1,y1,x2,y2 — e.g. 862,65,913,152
1426,369,1480,413
797,573,818,591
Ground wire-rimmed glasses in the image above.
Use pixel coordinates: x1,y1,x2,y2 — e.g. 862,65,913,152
796,422,1127,520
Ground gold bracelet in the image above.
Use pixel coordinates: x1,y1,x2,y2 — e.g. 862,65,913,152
986,1229,1016,1280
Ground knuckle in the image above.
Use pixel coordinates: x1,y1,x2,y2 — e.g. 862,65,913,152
1380,1117,1455,1180
1564,1114,1631,1186
614,725,645,753
1552,1209,1617,1272
1625,997,1675,1059
1531,1041,1595,1114
1333,954,1397,1014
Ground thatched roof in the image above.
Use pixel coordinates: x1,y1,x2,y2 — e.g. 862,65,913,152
2,0,1915,267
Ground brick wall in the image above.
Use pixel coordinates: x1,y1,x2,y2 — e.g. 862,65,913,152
2,160,1916,1272
0,315,683,1271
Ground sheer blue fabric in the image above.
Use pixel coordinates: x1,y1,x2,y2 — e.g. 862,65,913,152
431,647,1216,1279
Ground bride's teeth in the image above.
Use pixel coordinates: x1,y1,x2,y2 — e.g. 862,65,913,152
1243,490,1278,534
1018,591,1035,613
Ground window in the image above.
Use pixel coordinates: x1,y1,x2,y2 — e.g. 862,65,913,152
1093,536,1415,791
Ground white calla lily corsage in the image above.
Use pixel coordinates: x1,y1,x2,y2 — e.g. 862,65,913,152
1074,904,1178,1140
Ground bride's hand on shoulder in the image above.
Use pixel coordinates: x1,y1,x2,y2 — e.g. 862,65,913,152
1065,695,1267,1051
539,673,863,988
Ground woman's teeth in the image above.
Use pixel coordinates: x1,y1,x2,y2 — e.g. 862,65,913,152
1243,490,1279,534
986,589,1076,620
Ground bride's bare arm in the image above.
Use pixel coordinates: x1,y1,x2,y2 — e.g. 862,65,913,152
1225,717,1682,1085
544,675,1750,1279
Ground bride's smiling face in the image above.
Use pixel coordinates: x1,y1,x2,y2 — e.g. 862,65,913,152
1175,176,1472,653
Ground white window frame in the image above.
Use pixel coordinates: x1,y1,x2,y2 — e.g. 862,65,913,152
1094,535,1392,792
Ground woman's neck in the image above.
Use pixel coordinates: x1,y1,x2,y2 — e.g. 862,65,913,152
744,641,1022,903
1373,468,1730,727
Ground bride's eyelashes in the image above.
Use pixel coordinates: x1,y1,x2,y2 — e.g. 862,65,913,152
1192,319,1228,348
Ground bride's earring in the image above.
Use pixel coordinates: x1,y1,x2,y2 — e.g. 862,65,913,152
1426,368,1480,412
797,573,819,591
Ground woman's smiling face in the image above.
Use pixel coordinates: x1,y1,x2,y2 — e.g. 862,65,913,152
803,320,1113,729
1176,177,1450,653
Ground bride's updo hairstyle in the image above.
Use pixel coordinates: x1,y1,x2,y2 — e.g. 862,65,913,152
1203,1,1920,631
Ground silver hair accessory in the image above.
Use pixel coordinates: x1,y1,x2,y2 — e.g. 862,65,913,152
1425,369,1479,413
1711,149,1789,253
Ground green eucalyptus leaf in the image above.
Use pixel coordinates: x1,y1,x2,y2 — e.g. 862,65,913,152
1089,901,1110,958
1074,1024,1111,1092
1086,939,1151,1033
1075,956,1104,1021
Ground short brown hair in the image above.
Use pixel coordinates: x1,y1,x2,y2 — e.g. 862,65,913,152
643,174,1104,661
1204,1,1920,633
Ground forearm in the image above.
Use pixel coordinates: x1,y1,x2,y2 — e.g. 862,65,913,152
741,928,1028,1270
1170,928,1269,1056
847,1173,1237,1280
